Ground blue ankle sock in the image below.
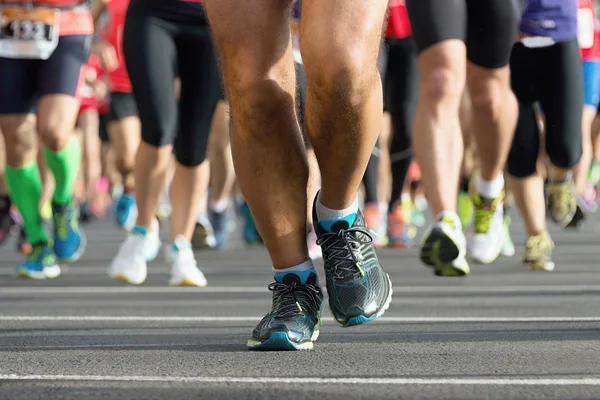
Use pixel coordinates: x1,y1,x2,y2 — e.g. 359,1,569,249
273,260,318,285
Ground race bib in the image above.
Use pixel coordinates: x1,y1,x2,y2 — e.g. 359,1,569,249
578,8,595,50
0,7,59,60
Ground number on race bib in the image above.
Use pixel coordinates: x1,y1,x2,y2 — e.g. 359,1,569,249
0,8,59,59
578,8,595,50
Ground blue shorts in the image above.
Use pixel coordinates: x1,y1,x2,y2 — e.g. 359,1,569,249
582,60,600,109
0,35,91,115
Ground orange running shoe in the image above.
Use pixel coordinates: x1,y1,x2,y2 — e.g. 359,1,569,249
387,202,410,249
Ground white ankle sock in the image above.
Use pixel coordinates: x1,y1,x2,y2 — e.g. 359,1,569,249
316,192,359,222
475,173,504,199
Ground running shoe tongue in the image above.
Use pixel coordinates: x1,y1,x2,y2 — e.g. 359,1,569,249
282,273,301,285
329,220,350,232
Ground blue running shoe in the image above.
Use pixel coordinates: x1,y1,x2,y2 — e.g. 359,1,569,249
313,195,393,327
240,202,262,245
115,193,137,230
16,242,61,279
248,272,323,351
209,209,230,250
52,201,86,263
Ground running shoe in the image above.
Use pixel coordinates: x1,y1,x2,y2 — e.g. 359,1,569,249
468,190,505,265
208,208,230,251
363,202,387,247
16,242,60,279
546,175,577,227
420,214,470,277
457,191,474,231
410,203,426,227
115,193,137,231
52,201,86,263
313,197,392,327
240,202,262,245
108,220,161,285
501,215,515,257
165,235,208,287
248,272,323,351
191,214,217,250
522,231,555,272
16,226,32,255
387,202,411,249
79,202,96,224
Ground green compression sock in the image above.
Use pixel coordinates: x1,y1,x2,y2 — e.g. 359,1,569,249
5,161,48,244
43,136,81,205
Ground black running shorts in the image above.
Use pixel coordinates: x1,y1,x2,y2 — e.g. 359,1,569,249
0,35,91,114
406,0,518,69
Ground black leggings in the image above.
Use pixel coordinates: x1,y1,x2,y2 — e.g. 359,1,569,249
123,0,222,167
385,37,418,206
361,45,390,205
406,0,517,69
507,39,583,178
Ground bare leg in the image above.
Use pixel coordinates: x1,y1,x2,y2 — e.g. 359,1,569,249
207,101,234,206
466,63,517,182
204,0,308,268
301,0,388,210
411,41,466,216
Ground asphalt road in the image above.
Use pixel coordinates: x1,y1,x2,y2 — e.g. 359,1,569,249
0,212,599,400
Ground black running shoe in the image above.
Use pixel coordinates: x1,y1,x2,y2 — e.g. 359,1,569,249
248,272,323,351
313,195,392,327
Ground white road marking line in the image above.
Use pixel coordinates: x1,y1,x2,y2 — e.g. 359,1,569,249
0,374,599,385
1,316,599,323
2,285,600,294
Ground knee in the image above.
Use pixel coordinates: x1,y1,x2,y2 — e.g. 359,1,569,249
0,116,37,166
547,137,582,170
175,142,207,168
419,67,464,109
141,118,176,149
303,45,377,108
468,76,512,122
38,121,72,151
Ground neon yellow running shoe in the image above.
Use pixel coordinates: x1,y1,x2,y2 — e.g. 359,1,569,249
501,216,515,257
546,175,576,227
457,191,473,231
523,231,555,272
420,214,470,277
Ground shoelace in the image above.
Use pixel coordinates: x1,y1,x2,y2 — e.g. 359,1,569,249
54,208,71,240
474,198,499,234
526,234,553,257
316,227,374,280
550,184,573,216
268,281,321,320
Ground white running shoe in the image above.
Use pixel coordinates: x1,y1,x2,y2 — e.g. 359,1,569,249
468,191,505,265
166,235,208,287
108,219,161,285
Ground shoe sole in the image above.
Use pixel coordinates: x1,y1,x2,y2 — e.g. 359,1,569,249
565,206,585,229
109,273,146,285
332,273,394,328
168,277,208,287
523,260,555,272
17,265,61,280
420,227,468,277
247,330,319,351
